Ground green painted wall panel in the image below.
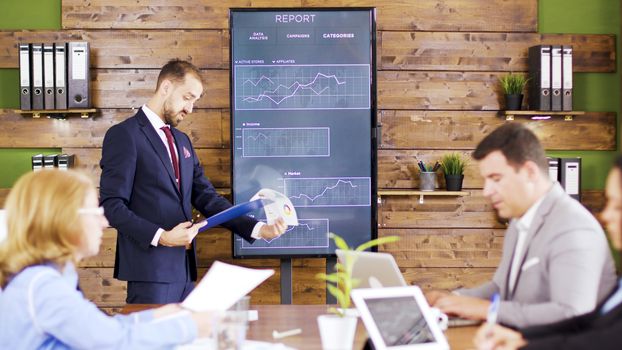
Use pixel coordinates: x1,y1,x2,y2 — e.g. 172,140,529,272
573,74,620,113
0,69,19,108
0,1,62,186
0,0,61,30
540,0,619,35
0,149,60,187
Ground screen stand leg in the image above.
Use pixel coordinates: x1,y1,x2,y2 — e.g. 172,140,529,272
326,257,337,305
280,258,292,304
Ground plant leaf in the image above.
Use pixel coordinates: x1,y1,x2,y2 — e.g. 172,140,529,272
316,272,341,284
355,236,400,251
334,262,347,273
330,233,350,250
327,307,344,317
499,73,529,95
327,284,349,309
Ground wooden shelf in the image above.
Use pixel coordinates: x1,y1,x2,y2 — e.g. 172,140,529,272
502,110,585,121
14,108,97,119
377,189,469,204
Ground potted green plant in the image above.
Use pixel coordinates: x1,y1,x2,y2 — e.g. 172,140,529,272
499,73,529,110
315,233,400,350
441,152,467,191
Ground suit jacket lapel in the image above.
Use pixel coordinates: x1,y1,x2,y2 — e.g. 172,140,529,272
136,111,180,196
508,184,563,298
502,222,520,298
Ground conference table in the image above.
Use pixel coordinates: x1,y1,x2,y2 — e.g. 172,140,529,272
122,304,478,349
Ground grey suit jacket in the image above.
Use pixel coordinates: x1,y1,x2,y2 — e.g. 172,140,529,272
457,183,617,328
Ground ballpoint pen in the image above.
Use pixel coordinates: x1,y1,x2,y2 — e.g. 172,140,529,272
487,292,500,325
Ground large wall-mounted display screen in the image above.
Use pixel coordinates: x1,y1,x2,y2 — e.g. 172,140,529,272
230,8,377,257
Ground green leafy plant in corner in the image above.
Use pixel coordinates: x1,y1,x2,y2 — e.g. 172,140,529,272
440,152,467,176
499,73,529,95
316,233,400,317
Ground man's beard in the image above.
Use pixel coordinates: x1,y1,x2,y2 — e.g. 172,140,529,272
162,100,182,127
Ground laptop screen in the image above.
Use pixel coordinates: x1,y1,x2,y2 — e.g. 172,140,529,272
336,250,407,288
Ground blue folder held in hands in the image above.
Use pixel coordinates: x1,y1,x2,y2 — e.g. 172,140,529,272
197,198,272,233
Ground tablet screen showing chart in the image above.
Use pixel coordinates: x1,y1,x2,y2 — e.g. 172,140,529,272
230,8,377,257
366,296,436,346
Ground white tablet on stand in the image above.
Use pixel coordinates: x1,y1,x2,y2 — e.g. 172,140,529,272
351,286,449,350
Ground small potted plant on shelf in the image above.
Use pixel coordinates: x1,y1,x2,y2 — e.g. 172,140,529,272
441,152,467,191
499,73,529,111
315,233,400,350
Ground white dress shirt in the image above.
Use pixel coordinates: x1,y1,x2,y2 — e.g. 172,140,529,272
508,195,546,293
142,105,178,165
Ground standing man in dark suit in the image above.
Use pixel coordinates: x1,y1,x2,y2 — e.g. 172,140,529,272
100,59,287,304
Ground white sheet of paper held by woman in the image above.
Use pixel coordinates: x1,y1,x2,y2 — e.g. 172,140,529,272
182,261,274,312
251,188,298,226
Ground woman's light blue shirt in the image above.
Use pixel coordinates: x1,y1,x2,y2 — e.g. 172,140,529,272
0,263,197,349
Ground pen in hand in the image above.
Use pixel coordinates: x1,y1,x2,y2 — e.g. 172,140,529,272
487,292,500,325
482,293,500,350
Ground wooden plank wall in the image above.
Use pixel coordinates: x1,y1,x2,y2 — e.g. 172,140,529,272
0,0,616,311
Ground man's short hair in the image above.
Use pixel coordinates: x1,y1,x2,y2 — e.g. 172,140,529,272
472,123,548,174
155,59,203,91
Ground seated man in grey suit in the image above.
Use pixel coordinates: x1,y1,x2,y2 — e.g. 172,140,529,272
427,123,616,328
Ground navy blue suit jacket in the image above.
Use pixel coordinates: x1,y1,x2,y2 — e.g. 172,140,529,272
100,109,256,283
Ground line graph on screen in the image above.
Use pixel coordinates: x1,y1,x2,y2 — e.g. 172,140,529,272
241,219,330,249
242,127,330,157
235,64,370,110
285,177,371,207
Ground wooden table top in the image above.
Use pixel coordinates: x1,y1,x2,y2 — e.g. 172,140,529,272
122,304,477,350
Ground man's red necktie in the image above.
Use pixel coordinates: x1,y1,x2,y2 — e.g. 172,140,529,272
161,126,180,188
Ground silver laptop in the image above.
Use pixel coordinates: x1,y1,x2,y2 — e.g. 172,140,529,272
335,250,407,288
336,249,480,328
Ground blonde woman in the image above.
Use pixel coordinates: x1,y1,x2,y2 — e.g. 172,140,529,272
0,170,210,349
